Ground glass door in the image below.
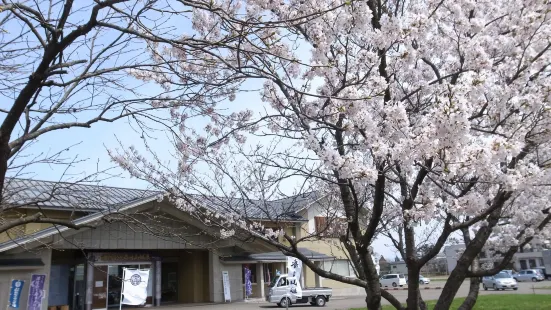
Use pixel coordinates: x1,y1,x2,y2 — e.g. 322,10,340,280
72,264,86,310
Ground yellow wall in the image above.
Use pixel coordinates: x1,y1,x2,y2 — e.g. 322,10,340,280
178,251,210,303
0,209,87,242
298,218,358,290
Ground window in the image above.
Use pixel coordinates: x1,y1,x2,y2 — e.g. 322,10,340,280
323,260,352,277
278,277,288,287
527,270,534,274
539,259,544,266
399,274,405,279
529,259,537,268
520,260,528,270
392,265,397,269
242,264,257,284
314,216,346,237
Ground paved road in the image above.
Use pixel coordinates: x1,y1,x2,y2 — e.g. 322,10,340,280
154,282,551,310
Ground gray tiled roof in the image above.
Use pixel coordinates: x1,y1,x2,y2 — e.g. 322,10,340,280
3,178,160,211
4,178,320,221
190,193,318,222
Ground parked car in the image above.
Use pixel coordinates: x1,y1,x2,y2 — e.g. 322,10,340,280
482,273,518,291
514,269,545,282
500,270,514,276
534,267,549,279
406,275,431,285
418,275,431,284
380,274,407,287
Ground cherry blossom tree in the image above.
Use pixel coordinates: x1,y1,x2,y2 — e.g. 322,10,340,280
0,0,337,235
112,0,551,309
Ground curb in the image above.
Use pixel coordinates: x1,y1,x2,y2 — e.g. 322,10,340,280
383,287,442,290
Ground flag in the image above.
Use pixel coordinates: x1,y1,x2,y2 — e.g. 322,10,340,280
286,257,302,298
287,256,302,280
122,269,150,305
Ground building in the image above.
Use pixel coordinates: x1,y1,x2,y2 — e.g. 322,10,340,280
444,239,550,273
0,179,370,310
389,260,408,275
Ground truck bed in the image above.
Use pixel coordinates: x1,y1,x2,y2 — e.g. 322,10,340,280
301,287,332,295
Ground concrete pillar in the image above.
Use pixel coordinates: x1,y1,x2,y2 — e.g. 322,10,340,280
257,263,265,298
301,267,305,287
209,251,223,302
85,256,94,310
155,259,162,306
314,261,323,287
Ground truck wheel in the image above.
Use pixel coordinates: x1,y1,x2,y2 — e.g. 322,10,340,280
279,297,290,308
315,296,326,307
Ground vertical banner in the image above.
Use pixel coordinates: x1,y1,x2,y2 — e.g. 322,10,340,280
286,257,302,279
221,271,231,302
8,280,24,309
286,257,303,298
27,275,46,310
244,267,252,298
121,269,150,305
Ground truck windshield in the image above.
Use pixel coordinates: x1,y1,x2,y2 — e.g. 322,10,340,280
269,276,279,287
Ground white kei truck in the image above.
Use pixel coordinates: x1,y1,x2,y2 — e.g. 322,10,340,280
265,274,333,308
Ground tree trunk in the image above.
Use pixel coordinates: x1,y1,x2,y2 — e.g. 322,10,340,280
364,285,382,310
457,277,480,310
363,250,383,310
457,230,481,310
406,265,420,310
434,260,470,309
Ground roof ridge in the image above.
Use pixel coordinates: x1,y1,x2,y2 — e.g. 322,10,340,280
6,177,161,193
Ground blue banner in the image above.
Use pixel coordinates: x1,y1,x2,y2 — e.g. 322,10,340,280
27,275,46,310
8,279,24,309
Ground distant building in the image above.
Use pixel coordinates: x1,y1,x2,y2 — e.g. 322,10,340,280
379,256,391,274
444,239,550,273
389,260,408,274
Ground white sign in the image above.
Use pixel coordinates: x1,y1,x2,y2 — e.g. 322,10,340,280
222,271,231,302
287,257,303,298
121,268,150,306
94,281,103,288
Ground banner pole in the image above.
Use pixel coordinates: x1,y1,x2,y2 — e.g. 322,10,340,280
119,268,125,310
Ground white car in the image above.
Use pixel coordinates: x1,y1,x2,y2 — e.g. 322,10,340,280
380,274,407,288
418,275,431,285
482,273,518,290
406,275,431,285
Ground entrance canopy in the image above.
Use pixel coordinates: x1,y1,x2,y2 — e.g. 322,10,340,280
221,248,333,263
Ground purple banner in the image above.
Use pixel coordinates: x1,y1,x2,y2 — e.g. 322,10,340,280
27,274,46,310
244,267,252,297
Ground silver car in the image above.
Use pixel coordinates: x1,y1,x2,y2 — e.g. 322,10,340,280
514,269,545,282
482,273,518,290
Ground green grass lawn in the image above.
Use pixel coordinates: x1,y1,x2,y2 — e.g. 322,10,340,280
350,295,551,310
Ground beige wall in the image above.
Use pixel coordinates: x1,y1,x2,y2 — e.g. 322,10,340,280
0,248,52,310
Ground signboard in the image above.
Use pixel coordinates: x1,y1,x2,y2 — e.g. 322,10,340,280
222,271,231,302
95,252,150,262
27,275,46,310
8,280,24,309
